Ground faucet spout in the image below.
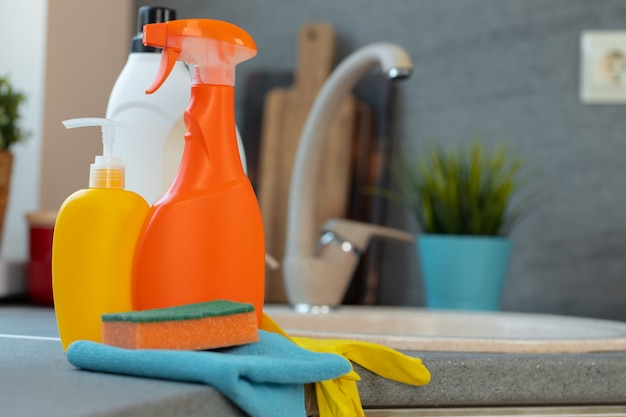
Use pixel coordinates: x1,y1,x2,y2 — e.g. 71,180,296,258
284,43,413,261
282,42,413,308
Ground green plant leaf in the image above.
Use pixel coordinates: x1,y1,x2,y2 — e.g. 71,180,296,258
383,140,535,236
0,76,29,151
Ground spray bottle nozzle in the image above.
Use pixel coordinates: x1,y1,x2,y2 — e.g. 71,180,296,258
143,19,257,94
62,118,128,189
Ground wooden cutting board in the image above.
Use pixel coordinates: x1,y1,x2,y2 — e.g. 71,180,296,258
243,71,394,305
343,74,395,305
257,22,356,302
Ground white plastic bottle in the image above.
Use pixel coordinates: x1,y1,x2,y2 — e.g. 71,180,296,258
105,6,190,204
106,6,247,204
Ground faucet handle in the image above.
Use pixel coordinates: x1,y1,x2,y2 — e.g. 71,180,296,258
317,218,414,257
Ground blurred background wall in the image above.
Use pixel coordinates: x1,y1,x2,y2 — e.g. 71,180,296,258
0,0,133,269
8,0,625,320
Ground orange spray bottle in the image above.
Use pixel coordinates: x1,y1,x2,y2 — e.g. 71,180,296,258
132,19,265,323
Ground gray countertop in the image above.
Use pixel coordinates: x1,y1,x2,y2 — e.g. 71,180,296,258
1,306,247,417
2,306,626,417
358,352,626,408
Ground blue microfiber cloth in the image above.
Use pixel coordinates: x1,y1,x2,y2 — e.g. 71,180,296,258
66,330,350,417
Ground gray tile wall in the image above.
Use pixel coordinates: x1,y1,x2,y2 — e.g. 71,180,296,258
135,0,626,320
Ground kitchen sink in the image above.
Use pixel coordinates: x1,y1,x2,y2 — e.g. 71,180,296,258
263,305,626,353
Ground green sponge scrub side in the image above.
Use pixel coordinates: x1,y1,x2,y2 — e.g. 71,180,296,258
101,300,259,350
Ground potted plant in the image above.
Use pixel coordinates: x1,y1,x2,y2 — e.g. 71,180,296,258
0,76,29,245
388,140,531,310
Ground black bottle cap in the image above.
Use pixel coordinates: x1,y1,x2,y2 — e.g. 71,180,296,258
130,6,177,53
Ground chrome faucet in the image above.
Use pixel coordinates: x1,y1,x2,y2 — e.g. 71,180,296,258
283,43,415,311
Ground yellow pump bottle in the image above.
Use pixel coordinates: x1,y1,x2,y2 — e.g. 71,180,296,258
52,118,150,351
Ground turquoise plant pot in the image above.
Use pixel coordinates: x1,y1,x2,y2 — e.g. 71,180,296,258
417,234,512,311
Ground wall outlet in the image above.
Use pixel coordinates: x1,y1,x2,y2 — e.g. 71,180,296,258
580,31,626,103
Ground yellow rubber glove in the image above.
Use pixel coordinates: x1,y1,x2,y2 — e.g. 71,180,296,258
261,312,431,417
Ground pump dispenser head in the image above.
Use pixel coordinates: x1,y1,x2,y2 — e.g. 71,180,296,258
143,19,257,93
62,118,128,189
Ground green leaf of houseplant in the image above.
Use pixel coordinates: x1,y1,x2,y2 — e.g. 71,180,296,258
0,76,29,151
382,140,533,236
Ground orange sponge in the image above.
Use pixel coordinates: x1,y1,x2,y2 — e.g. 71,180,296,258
101,300,259,350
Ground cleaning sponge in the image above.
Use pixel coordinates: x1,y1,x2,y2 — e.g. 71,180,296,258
101,300,259,350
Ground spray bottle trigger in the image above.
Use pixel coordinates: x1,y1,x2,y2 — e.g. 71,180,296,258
146,47,182,94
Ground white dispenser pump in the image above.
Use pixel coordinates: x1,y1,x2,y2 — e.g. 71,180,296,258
62,118,128,189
